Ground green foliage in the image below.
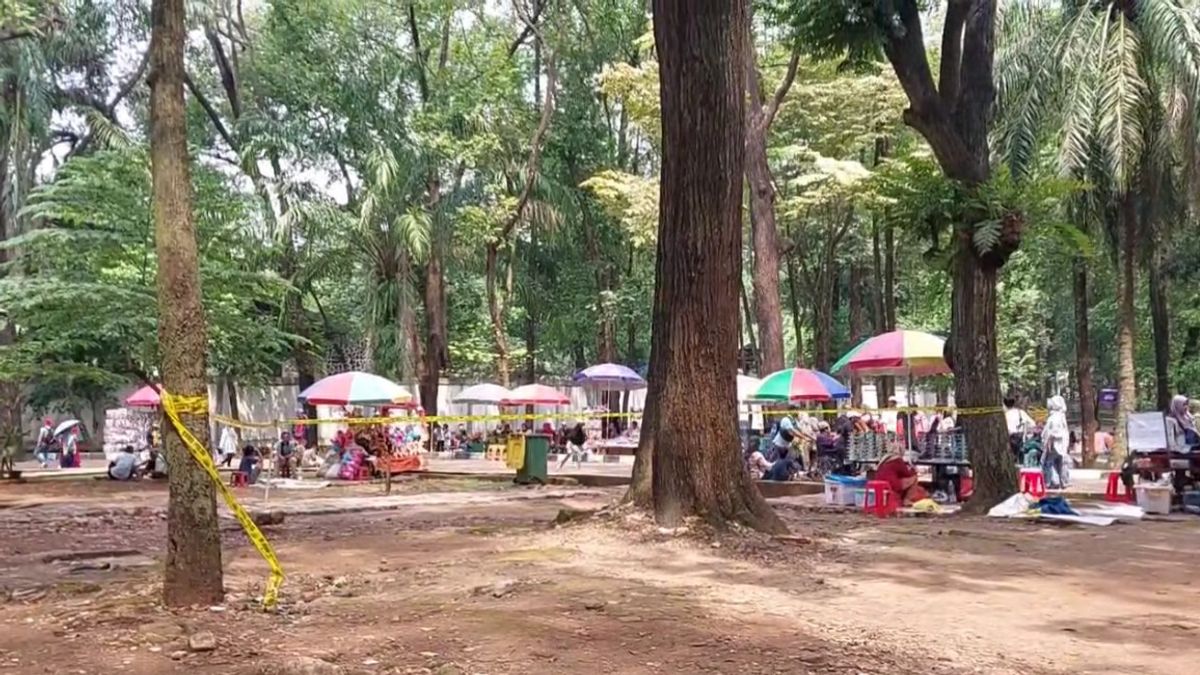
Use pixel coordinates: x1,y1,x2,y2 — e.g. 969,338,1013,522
0,148,294,399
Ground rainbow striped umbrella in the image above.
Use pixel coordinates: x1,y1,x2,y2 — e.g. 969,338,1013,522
753,368,850,402
831,330,949,377
298,371,413,406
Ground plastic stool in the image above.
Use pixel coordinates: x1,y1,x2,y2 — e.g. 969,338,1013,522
863,480,896,517
229,471,248,487
354,465,372,481
1019,468,1046,497
1105,471,1134,503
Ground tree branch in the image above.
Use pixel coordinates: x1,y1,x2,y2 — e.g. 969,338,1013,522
763,46,801,131
881,0,941,120
506,0,548,56
407,1,430,103
437,13,451,76
498,55,557,242
183,72,239,151
106,48,150,117
205,25,241,119
939,0,969,109
881,0,982,183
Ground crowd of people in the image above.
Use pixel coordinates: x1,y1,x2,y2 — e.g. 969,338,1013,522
744,405,972,505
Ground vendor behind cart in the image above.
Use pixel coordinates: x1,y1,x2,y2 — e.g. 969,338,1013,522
1166,395,1200,451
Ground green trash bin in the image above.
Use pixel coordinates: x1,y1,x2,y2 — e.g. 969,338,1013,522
514,433,550,485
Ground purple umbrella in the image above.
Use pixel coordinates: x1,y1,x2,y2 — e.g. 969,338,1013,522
573,363,647,391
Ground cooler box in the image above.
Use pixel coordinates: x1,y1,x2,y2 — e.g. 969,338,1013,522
514,433,549,485
823,475,867,506
1135,485,1172,515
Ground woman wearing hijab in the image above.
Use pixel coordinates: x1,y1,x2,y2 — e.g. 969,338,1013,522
1165,394,1199,451
1041,396,1070,489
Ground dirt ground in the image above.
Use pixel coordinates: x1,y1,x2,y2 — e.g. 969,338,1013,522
2,478,1199,675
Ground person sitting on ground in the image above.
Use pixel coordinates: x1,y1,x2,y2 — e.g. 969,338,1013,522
237,444,261,484
108,445,140,481
744,442,771,479
763,445,803,481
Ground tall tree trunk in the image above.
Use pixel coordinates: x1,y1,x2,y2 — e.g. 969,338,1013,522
949,242,1013,511
625,245,638,362
149,0,223,606
420,251,447,413
739,275,757,360
645,0,784,533
812,286,832,372
1074,258,1097,467
1114,195,1137,464
485,245,511,386
225,378,240,442
745,118,785,376
871,215,885,332
1148,231,1170,411
878,220,897,403
848,263,866,406
785,247,805,367
742,18,797,376
0,132,23,460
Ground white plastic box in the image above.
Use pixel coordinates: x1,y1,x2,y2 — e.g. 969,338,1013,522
1135,485,1172,515
823,479,857,505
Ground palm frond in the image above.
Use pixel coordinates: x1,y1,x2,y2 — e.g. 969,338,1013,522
1056,8,1105,177
1095,11,1148,191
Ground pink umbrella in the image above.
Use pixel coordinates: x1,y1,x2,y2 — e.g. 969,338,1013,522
831,330,949,377
502,384,570,406
298,371,413,406
125,385,161,408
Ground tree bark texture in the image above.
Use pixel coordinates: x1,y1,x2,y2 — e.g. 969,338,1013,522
848,263,866,406
149,0,224,607
948,241,1013,510
1148,232,1170,411
485,245,511,387
421,251,448,412
785,245,806,367
744,109,785,376
1073,258,1098,467
743,16,798,377
1114,194,1137,463
646,0,784,533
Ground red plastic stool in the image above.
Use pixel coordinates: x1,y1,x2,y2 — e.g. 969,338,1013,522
1019,468,1046,497
354,465,372,481
1105,472,1134,503
229,471,248,487
863,480,897,518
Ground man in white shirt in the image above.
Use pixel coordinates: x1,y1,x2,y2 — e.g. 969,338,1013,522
1004,397,1035,435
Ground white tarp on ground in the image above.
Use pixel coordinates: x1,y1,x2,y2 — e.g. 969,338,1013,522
987,493,1144,527
255,478,330,490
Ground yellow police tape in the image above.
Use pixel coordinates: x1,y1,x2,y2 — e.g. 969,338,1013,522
160,392,284,610
207,404,1027,432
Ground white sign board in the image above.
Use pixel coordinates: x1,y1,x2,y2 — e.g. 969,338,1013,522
1127,412,1168,451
